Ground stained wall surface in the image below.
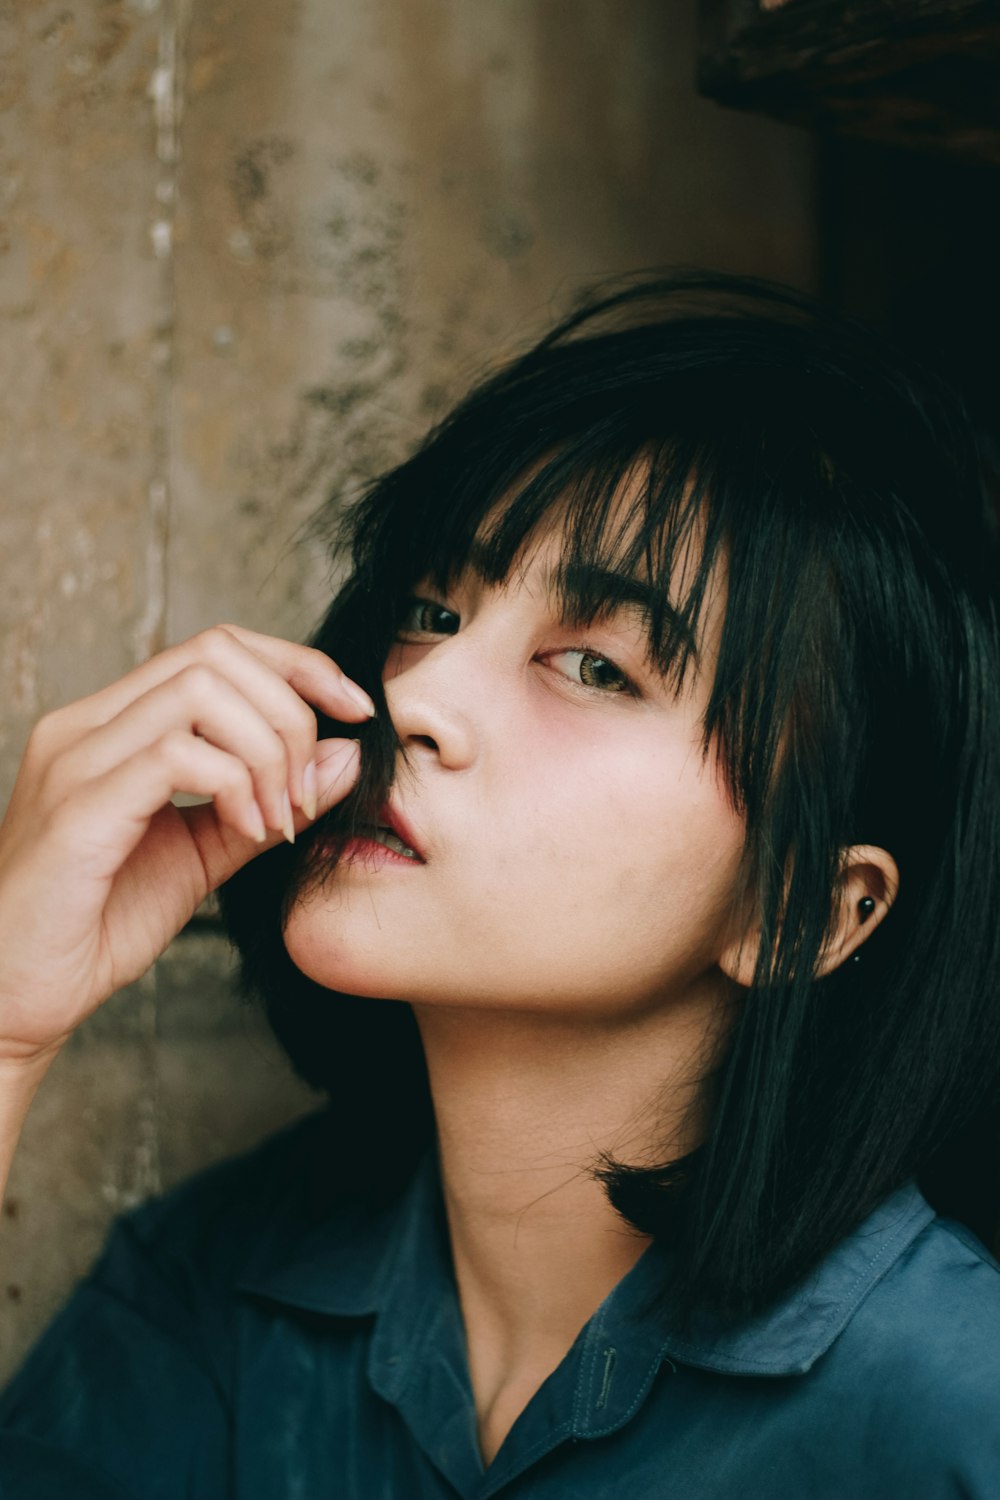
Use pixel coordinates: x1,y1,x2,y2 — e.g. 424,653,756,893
0,0,815,1381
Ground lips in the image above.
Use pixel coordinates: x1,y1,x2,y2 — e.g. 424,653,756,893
375,802,426,861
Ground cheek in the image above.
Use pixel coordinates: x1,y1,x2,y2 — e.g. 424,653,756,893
609,759,744,939
492,725,745,932
643,749,743,877
514,719,740,857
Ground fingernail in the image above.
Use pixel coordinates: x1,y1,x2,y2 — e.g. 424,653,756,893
302,760,318,821
345,680,377,718
249,801,268,843
281,790,296,845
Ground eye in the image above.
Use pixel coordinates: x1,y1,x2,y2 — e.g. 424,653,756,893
396,597,460,638
546,648,637,696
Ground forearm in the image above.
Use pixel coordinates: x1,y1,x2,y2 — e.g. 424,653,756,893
0,1052,56,1210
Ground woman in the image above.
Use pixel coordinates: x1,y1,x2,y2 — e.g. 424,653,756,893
1,273,999,1498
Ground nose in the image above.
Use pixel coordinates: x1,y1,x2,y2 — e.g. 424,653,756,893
383,636,479,771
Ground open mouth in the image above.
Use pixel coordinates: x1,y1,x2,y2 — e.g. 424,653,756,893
367,824,423,861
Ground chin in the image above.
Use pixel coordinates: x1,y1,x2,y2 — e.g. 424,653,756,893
281,914,385,997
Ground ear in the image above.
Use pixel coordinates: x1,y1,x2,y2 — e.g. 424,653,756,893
717,844,899,989
814,844,899,978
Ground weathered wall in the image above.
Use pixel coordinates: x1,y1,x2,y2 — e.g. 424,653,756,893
0,0,815,1380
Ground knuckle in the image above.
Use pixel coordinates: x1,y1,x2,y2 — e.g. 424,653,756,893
280,699,318,746
177,662,217,701
305,643,337,670
196,625,236,662
256,740,290,779
225,761,254,798
156,728,192,765
305,643,351,686
25,708,63,759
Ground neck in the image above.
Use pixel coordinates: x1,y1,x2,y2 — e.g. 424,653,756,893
411,981,726,1463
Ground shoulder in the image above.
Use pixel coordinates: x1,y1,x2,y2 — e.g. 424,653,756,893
1,1109,359,1442
849,1210,1000,1373
0,1122,346,1498
823,1211,1000,1478
105,1107,349,1306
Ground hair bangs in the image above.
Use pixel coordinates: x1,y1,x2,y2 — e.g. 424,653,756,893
448,440,718,687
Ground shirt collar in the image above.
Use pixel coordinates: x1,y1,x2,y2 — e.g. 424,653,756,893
652,1179,935,1377
239,1140,935,1381
237,1178,407,1320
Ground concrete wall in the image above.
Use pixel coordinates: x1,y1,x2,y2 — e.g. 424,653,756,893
0,0,815,1381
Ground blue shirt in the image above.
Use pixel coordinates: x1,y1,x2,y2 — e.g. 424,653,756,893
2,1109,1000,1499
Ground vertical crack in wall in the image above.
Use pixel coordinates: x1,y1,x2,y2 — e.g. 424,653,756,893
119,0,191,1207
134,0,189,670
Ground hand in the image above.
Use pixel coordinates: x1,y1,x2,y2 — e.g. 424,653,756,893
0,624,369,1067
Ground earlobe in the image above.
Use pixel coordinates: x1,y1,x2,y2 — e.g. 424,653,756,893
717,843,900,988
717,926,762,990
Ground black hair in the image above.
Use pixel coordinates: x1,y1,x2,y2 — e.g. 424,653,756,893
218,271,1000,1328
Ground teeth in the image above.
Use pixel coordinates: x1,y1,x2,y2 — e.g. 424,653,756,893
371,826,420,860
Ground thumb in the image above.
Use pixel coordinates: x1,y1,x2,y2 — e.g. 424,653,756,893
312,737,362,814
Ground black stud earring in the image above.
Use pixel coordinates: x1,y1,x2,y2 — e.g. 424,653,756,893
858,897,876,922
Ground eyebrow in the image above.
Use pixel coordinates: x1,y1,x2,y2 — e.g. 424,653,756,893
553,563,700,666
462,542,699,667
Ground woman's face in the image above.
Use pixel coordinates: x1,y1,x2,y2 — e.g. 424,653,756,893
283,524,748,1020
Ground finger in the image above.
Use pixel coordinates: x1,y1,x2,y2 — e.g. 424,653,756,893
51,625,376,747
213,625,377,722
182,738,362,891
46,665,304,837
46,732,270,892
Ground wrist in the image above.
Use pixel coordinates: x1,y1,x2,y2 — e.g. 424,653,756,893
0,1049,58,1211
0,1041,63,1096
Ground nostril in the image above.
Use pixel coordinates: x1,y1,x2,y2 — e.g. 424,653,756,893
408,734,438,751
